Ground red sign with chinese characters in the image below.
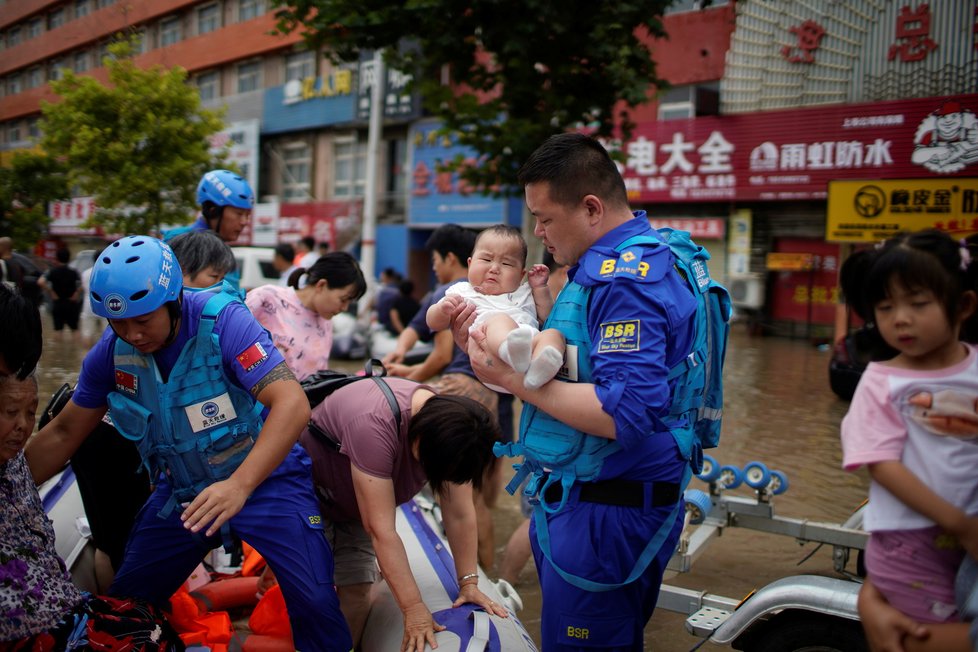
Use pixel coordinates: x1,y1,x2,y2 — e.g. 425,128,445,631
768,238,841,325
620,94,978,204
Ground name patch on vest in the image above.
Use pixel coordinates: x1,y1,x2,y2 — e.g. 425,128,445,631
115,370,138,395
554,344,580,382
185,393,238,433
598,320,641,352
236,341,269,372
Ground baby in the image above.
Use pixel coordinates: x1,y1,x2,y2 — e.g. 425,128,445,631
427,225,565,390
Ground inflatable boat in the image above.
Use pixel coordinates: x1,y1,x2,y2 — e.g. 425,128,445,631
39,468,537,652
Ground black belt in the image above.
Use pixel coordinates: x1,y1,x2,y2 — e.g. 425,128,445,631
543,479,681,509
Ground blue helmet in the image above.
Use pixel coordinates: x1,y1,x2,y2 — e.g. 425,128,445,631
90,236,183,319
196,169,255,210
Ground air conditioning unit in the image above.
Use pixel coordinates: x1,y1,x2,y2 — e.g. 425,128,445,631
728,276,764,309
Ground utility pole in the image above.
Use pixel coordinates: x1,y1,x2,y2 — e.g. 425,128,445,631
360,50,384,281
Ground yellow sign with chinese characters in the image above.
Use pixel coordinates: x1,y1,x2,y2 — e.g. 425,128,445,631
766,252,814,271
826,178,978,243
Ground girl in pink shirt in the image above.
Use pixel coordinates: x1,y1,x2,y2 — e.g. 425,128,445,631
246,252,365,381
841,229,978,626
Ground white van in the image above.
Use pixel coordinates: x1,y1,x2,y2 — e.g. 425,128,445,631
231,246,280,291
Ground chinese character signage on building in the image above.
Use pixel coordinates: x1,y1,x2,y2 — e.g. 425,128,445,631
408,121,511,226
826,178,978,242
262,72,356,134
768,238,841,325
619,94,978,203
48,197,98,236
356,56,420,121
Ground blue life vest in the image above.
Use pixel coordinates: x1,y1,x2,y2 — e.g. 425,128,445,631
494,279,610,514
105,289,264,517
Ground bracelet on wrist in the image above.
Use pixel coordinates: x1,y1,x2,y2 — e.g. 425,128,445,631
458,572,479,585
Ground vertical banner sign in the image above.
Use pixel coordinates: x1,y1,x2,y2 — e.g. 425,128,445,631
727,209,753,277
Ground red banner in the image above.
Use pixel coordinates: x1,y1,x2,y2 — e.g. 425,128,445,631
620,94,978,203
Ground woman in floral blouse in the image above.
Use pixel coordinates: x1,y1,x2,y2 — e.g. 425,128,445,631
0,373,182,650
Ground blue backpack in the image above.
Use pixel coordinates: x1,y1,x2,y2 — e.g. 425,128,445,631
642,227,731,467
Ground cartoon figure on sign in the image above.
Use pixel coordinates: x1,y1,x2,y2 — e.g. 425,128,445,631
911,101,978,174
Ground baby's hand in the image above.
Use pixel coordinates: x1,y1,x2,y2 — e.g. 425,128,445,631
439,294,464,316
528,264,550,288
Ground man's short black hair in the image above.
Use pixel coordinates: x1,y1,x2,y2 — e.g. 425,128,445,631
410,394,498,495
518,132,628,209
425,224,477,269
274,242,295,262
0,284,42,379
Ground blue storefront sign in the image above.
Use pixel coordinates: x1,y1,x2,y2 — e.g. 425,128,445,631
262,70,357,134
408,120,514,226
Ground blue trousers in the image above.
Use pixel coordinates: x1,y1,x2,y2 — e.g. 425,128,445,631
531,439,687,651
110,446,352,652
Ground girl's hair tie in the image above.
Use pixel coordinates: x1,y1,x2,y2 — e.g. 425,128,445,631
961,244,972,271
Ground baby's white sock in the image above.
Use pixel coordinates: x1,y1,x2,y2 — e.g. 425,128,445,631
498,326,533,373
524,346,563,390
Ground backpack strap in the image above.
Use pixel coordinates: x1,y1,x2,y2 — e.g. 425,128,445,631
306,365,402,452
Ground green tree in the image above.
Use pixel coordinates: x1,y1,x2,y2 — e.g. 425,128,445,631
273,0,673,191
0,152,69,250
40,38,228,235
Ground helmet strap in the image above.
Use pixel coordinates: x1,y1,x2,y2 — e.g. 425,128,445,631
164,297,183,347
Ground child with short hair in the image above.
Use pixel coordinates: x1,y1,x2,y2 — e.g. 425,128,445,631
427,224,565,390
841,229,978,626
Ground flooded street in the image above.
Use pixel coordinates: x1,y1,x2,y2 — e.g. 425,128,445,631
32,313,869,651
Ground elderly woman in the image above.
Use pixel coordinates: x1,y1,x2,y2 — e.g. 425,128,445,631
0,373,182,650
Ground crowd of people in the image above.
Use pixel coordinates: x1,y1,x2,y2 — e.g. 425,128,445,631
3,132,978,652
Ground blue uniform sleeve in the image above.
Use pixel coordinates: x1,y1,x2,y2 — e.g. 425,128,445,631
71,329,118,409
214,301,288,393
587,270,696,450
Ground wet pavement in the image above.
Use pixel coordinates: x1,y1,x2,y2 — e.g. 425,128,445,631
32,312,869,651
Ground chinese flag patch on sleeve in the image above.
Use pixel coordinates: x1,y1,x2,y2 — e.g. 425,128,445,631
236,341,269,372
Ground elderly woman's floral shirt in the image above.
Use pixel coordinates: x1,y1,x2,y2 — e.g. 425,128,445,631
1,451,84,639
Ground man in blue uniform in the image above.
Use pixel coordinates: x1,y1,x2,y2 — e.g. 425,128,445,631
26,236,352,652
461,133,697,650
165,169,254,290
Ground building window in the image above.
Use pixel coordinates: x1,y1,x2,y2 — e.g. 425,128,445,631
73,51,90,73
285,50,315,82
334,137,366,198
6,74,22,96
239,0,265,22
7,27,21,47
236,61,260,93
132,29,147,54
75,0,91,18
97,0,116,7
8,123,21,144
28,18,43,39
26,67,44,89
96,42,110,66
160,16,181,46
282,143,312,201
49,59,66,81
197,4,220,35
49,7,66,29
28,118,40,139
196,71,220,101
